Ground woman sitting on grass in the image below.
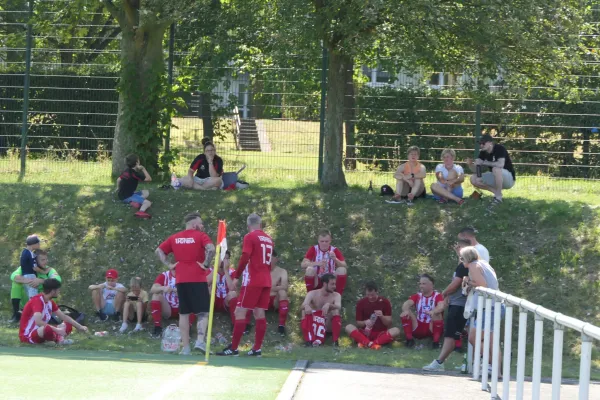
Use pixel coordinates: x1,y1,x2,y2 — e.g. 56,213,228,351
430,148,465,205
179,138,224,190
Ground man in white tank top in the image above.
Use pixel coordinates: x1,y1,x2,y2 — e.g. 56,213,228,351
458,227,489,262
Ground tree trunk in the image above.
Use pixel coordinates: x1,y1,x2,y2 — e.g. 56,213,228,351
320,51,349,188
199,92,214,140
344,58,357,170
112,24,167,176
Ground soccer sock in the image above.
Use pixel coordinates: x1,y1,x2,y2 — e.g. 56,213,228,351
230,319,246,350
150,300,162,327
278,300,289,326
189,313,197,325
331,315,342,342
304,275,314,292
455,338,462,349
349,329,371,346
432,320,444,343
254,318,267,351
301,314,312,342
64,323,73,336
374,331,394,346
401,316,413,340
43,325,57,342
11,298,20,314
245,309,252,324
228,298,237,324
335,274,347,295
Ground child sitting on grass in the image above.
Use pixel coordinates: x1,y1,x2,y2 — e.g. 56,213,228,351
119,277,149,333
116,154,152,219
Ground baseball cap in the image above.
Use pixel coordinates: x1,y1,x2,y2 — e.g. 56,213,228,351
479,134,493,144
26,235,41,246
106,269,119,279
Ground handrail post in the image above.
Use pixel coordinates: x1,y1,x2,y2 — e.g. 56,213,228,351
481,297,493,391
473,295,485,381
551,322,564,400
579,333,592,400
502,305,514,400
490,298,502,398
532,313,544,400
468,315,475,374
516,307,528,399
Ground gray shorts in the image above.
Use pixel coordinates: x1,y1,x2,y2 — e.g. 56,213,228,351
481,169,515,189
193,176,224,189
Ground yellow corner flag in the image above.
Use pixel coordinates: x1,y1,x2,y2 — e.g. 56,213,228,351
205,220,227,362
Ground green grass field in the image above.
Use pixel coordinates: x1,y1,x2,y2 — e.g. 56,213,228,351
0,347,293,400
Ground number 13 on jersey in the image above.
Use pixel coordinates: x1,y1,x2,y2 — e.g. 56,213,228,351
261,244,273,265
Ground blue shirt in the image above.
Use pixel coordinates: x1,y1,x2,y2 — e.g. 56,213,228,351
20,249,36,275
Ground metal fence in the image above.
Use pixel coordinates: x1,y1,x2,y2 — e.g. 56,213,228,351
2,2,600,191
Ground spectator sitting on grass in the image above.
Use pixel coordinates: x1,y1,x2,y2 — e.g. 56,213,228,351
9,250,60,322
390,146,426,205
179,138,224,190
119,277,149,333
116,153,152,219
20,234,44,301
430,148,465,205
89,269,127,322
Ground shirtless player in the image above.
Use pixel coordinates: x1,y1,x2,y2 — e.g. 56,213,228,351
300,273,342,347
266,249,289,336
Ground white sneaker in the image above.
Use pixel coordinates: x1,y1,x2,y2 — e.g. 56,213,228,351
59,338,74,345
179,346,191,356
133,324,143,332
119,323,128,333
194,340,213,354
423,359,445,371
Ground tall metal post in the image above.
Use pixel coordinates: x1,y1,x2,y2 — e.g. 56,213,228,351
19,0,34,178
474,103,481,158
165,23,175,154
318,44,328,181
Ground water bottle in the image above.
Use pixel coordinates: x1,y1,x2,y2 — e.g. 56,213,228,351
161,324,181,353
364,313,377,336
94,331,108,337
476,165,482,178
460,352,469,374
171,173,181,190
216,332,227,345
367,180,373,195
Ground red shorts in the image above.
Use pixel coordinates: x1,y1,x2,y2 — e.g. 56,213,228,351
412,321,433,339
20,330,45,344
237,286,271,310
267,295,276,310
214,297,228,312
358,329,387,342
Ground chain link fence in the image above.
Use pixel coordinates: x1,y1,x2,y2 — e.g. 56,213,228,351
2,2,600,192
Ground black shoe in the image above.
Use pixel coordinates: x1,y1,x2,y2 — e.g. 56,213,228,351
243,324,252,335
247,348,262,357
304,341,313,347
96,311,108,322
406,339,416,348
9,312,21,323
333,340,339,348
216,345,239,357
112,312,121,322
432,342,440,350
151,326,163,339
278,325,286,336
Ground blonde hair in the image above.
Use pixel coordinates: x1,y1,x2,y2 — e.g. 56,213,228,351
460,246,480,264
130,276,142,289
407,146,420,156
441,148,456,160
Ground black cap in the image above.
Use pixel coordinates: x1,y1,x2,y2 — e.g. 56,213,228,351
26,235,41,246
479,134,493,144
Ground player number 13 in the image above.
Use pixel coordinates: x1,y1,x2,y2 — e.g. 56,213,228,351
261,244,273,265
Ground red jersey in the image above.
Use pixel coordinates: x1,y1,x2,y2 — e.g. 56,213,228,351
19,294,57,339
304,245,345,276
355,296,392,332
410,291,443,324
154,270,178,308
158,229,213,283
307,310,327,344
233,229,273,288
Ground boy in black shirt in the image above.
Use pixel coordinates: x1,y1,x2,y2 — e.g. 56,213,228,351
117,154,152,219
466,134,516,205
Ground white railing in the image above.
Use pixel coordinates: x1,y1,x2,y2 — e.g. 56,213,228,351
470,287,600,400
232,105,241,150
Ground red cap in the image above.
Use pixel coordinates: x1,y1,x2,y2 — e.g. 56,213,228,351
106,269,118,279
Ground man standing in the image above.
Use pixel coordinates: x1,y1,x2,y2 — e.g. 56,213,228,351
301,230,348,295
466,134,516,205
217,213,273,357
458,227,490,262
300,274,342,347
155,212,215,355
423,238,471,371
20,279,88,345
345,282,400,350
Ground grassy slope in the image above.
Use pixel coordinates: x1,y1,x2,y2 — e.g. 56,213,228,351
0,175,599,378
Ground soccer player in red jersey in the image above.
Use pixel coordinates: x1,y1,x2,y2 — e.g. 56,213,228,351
207,250,238,325
300,273,342,347
400,274,445,349
301,230,348,295
345,281,400,349
217,213,273,357
155,212,215,355
20,279,88,345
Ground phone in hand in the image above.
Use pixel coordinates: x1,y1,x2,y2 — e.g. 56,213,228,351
127,296,139,301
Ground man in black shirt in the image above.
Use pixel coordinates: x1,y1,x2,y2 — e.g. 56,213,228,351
179,139,224,190
466,134,516,205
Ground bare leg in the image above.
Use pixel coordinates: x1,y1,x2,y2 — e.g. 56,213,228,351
470,175,497,195
431,182,461,203
91,289,103,311
179,313,191,349
491,167,504,200
196,312,208,345
193,177,223,191
113,292,125,315
140,199,152,212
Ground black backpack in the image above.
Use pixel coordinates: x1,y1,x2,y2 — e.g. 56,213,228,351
380,184,395,196
49,305,86,325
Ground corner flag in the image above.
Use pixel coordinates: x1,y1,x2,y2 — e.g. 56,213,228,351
217,220,227,261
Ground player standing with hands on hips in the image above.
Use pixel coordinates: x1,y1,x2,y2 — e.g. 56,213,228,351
217,213,274,357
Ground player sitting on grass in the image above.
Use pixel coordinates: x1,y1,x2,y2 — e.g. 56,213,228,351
400,274,445,349
116,153,152,219
345,281,400,350
119,277,149,333
9,250,60,323
207,250,237,326
300,273,342,347
268,249,289,336
301,230,348,295
89,269,127,322
19,278,88,345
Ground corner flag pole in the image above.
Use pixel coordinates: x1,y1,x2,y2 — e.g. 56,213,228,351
205,220,226,362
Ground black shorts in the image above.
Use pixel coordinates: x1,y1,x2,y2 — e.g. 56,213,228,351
444,305,467,339
176,282,210,315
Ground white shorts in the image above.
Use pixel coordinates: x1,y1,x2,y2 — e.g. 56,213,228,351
481,169,515,189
